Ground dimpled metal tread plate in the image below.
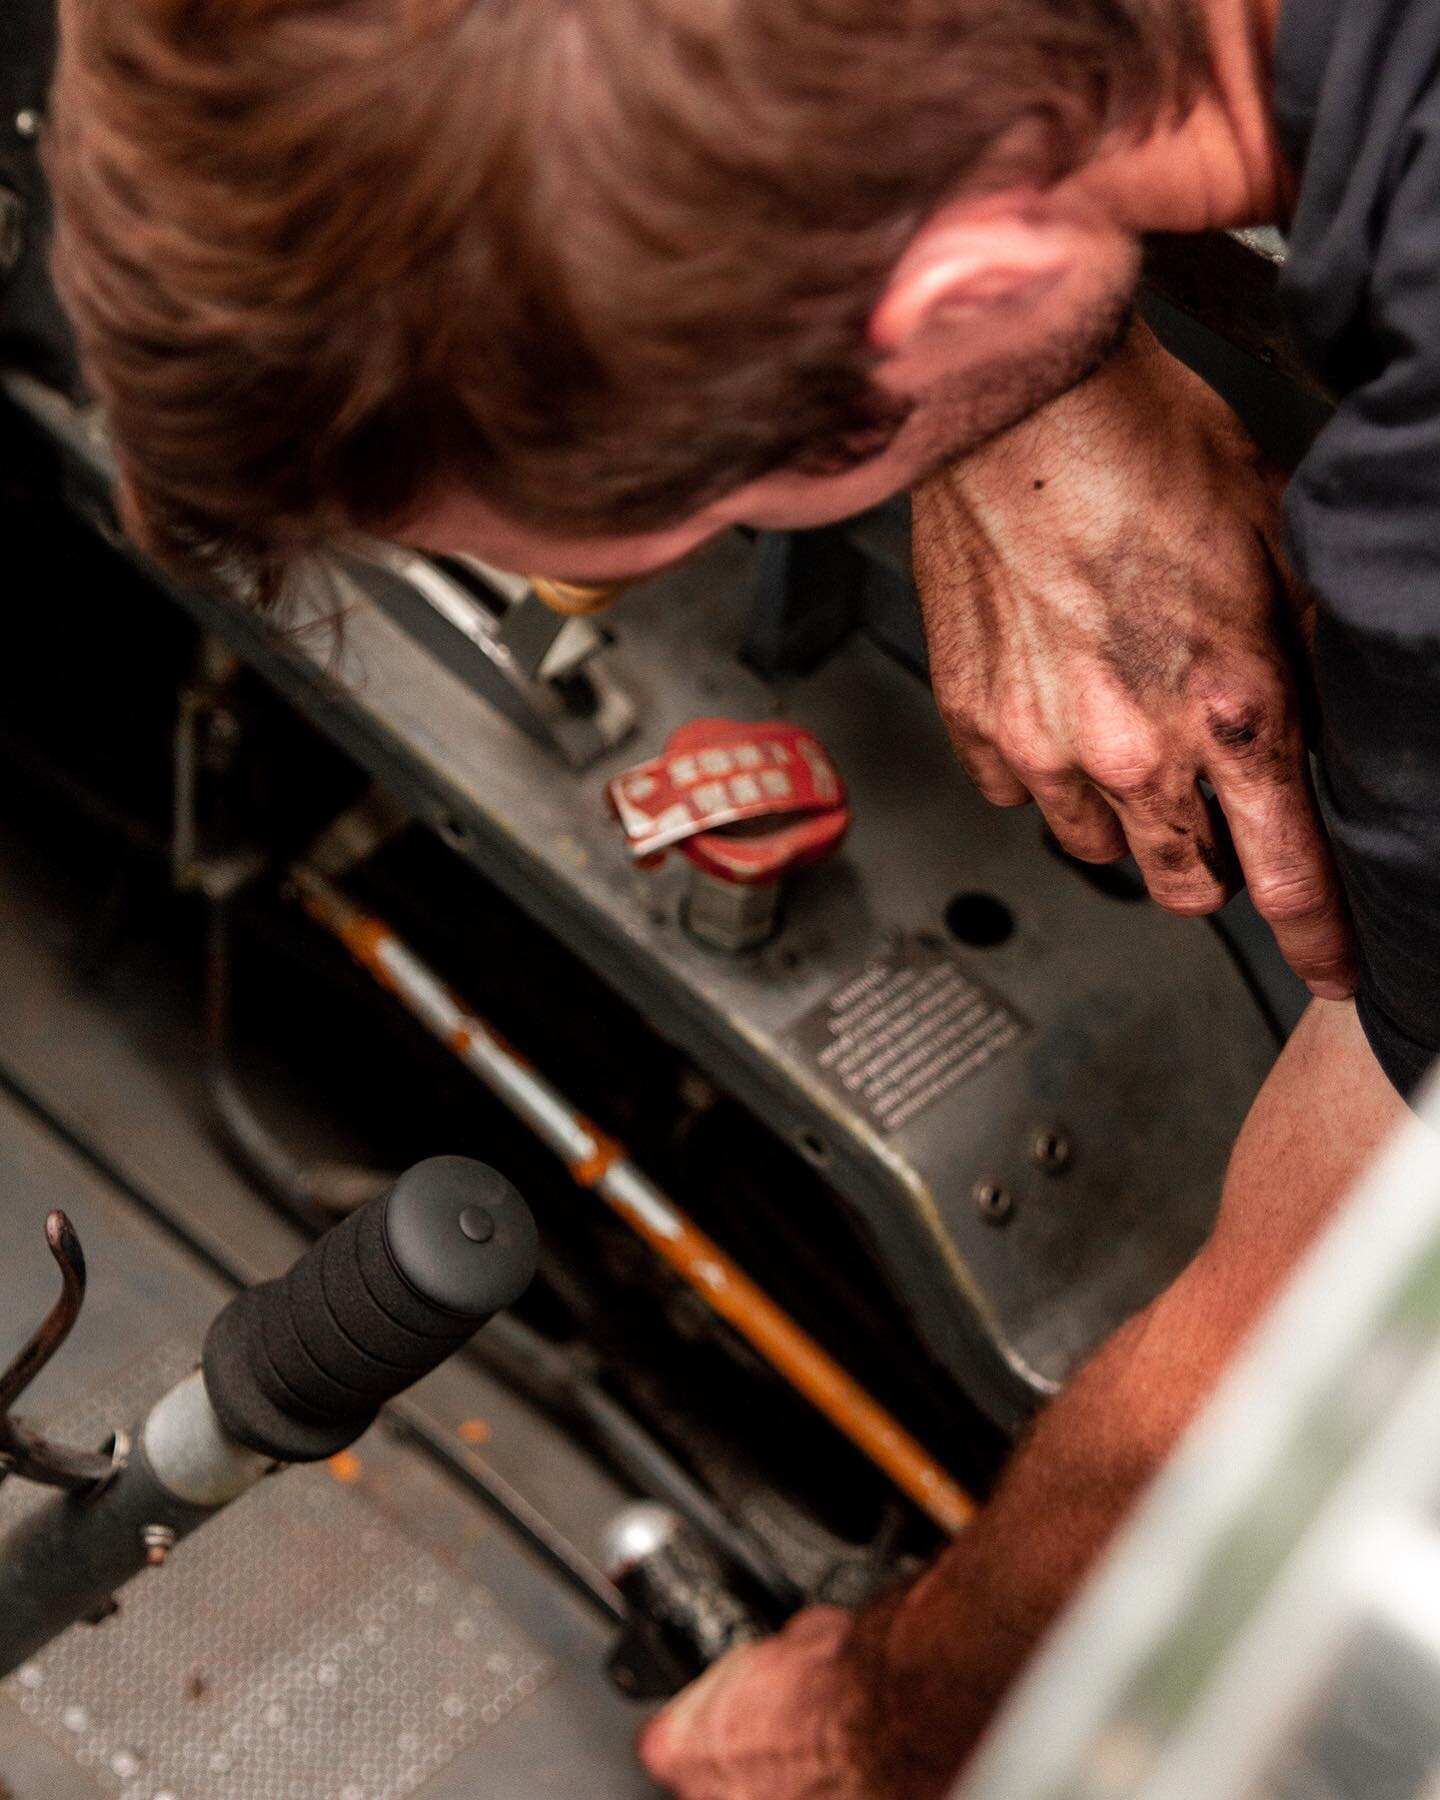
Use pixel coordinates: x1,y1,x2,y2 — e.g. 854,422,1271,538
0,1343,553,1799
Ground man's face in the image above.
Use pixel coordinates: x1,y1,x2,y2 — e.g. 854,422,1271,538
405,200,1140,586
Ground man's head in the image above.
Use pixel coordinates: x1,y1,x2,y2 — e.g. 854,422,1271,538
49,0,1206,593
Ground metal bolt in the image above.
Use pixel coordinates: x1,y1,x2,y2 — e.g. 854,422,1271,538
973,1181,1013,1225
14,109,39,141
1031,1127,1073,1175
141,1522,176,1566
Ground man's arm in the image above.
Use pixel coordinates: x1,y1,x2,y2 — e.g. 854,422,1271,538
641,325,1384,1800
640,1001,1405,1799
913,317,1355,999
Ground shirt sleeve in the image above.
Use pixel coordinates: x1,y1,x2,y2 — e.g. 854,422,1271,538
1285,96,1440,1099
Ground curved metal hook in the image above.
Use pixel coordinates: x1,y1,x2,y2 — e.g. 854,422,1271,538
0,1211,112,1492
0,1210,86,1417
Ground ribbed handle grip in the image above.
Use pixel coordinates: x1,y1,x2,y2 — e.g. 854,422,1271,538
202,1157,538,1461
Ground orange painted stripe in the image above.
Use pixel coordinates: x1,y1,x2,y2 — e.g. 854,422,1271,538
298,869,975,1534
569,1124,625,1189
606,1195,975,1532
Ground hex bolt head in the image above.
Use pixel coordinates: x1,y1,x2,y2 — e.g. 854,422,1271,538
973,1181,1013,1225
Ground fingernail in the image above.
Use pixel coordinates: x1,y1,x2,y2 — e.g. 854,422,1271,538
1309,981,1354,1001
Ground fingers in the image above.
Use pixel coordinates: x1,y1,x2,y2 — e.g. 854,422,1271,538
949,735,1033,808
637,1610,858,1800
1204,701,1356,998
944,686,1353,1000
1107,782,1240,915
1025,774,1128,865
638,1644,757,1782
1066,716,1236,907
952,724,1129,861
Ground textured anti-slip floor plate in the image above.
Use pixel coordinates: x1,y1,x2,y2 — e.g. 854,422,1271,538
0,1344,553,1800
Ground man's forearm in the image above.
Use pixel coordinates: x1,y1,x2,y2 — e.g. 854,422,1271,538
844,1000,1403,1798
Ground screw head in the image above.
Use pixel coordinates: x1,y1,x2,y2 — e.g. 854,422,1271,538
458,1204,495,1243
1031,1127,1073,1175
973,1181,1013,1225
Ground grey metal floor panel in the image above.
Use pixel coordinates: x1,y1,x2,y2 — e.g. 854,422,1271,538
4,1349,552,1800
0,859,658,1797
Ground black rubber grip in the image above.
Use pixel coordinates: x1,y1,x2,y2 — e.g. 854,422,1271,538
202,1157,539,1460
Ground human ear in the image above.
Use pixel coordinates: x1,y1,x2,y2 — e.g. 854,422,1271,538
869,198,1081,354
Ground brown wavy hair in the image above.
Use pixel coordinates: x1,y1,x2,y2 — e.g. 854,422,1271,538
48,0,1204,595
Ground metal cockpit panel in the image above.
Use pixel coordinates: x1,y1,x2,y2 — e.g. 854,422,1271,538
1,379,1277,1430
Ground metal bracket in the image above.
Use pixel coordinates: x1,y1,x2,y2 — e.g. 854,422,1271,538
342,550,636,771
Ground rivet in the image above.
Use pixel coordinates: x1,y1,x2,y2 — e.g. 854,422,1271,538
1031,1128,1073,1174
973,1181,1013,1225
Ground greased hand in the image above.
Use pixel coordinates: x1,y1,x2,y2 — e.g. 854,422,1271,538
913,318,1355,1000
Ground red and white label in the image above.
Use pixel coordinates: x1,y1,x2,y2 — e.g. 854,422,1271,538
608,719,845,863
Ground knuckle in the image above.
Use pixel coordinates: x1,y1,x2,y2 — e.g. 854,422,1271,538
972,773,1030,808
953,745,995,785
1004,745,1070,788
1249,873,1328,924
1140,836,1230,914
1093,761,1164,805
935,691,984,743
1197,688,1285,762
1079,725,1165,802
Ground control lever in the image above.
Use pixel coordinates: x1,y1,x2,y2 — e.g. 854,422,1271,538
0,1157,538,1676
204,1155,538,1461
602,1503,766,1700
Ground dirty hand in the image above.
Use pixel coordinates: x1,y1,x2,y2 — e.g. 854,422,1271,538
638,1606,871,1800
913,317,1355,1000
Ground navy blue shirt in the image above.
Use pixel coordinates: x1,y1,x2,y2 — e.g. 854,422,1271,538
1277,0,1440,1095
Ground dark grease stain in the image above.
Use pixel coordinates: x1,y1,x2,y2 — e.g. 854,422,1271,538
1196,835,1238,885
1206,704,1264,751
1153,839,1191,873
